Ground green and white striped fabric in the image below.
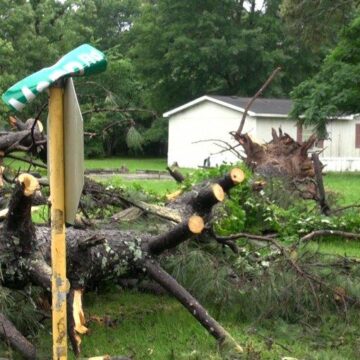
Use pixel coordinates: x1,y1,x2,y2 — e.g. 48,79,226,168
2,44,107,112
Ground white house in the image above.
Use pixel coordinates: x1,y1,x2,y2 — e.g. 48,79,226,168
163,95,360,171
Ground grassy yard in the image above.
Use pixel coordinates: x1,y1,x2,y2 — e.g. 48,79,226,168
85,157,168,172
5,159,360,359
28,291,360,360
324,172,360,205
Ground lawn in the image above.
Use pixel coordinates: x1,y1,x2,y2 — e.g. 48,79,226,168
324,172,360,205
85,157,168,173
6,160,360,359
3,156,168,174
29,291,360,360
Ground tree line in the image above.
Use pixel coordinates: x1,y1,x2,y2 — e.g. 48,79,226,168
0,0,358,157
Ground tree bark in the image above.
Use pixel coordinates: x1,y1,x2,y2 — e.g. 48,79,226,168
312,152,331,215
143,259,243,354
166,166,185,183
0,312,36,360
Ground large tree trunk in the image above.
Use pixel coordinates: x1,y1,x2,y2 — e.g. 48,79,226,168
0,170,245,358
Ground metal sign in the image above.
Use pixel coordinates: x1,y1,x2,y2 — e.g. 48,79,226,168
2,44,107,112
64,78,84,224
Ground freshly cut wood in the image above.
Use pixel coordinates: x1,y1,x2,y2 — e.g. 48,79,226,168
68,289,88,355
18,173,40,196
188,215,204,234
9,116,43,132
166,189,183,201
229,168,245,184
148,215,205,254
218,168,245,193
192,183,225,213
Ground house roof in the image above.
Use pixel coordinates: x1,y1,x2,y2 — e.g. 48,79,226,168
163,95,293,118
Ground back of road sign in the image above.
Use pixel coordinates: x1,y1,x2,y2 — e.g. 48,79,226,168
64,78,84,224
47,78,84,224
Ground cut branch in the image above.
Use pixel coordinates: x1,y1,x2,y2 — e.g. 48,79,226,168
299,230,360,245
147,215,204,254
143,259,243,354
0,312,36,359
166,166,185,183
217,168,245,193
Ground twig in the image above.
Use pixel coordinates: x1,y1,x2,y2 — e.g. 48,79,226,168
331,204,360,214
235,67,282,137
5,154,47,169
215,232,277,243
210,229,239,253
210,142,243,157
34,102,48,121
255,333,292,353
298,230,360,246
218,229,360,306
192,139,242,158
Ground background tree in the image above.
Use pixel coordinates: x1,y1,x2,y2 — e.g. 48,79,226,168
0,0,351,156
280,0,360,52
290,13,360,137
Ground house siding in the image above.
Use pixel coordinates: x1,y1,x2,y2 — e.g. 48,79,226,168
255,118,298,142
167,101,256,168
166,100,360,171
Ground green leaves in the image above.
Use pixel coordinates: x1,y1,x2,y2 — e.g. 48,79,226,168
291,13,360,136
129,0,295,112
126,126,144,153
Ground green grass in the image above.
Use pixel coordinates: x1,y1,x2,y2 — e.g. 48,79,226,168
28,291,360,360
100,176,179,195
305,237,360,258
3,156,168,174
324,172,360,205
85,157,168,173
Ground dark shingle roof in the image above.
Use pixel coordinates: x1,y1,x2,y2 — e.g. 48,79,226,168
209,95,292,116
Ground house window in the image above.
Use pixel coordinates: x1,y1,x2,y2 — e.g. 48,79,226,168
356,124,360,148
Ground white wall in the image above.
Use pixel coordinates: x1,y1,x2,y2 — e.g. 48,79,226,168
167,101,256,168
322,158,360,172
314,118,360,171
322,119,360,157
255,117,298,142
168,102,360,171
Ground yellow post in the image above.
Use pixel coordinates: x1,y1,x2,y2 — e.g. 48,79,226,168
49,84,68,360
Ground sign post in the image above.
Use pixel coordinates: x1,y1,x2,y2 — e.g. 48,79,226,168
48,82,67,359
2,44,107,360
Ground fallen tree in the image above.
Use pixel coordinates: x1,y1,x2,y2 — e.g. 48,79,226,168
0,170,245,358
